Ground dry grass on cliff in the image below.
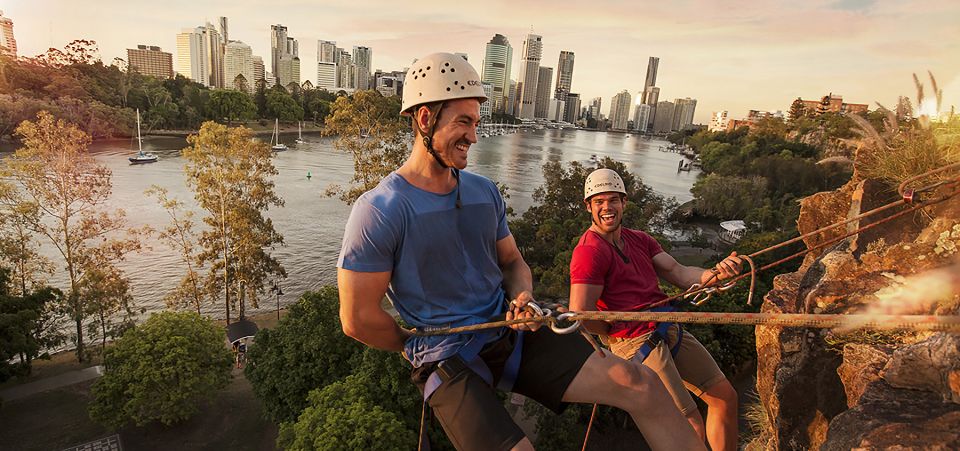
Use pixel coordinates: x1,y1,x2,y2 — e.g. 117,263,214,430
853,72,960,187
741,392,771,450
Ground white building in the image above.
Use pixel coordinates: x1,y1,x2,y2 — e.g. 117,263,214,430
224,41,254,92
672,98,698,131
481,34,513,114
252,56,265,85
480,83,493,119
709,111,729,132
353,46,372,90
0,10,16,58
176,27,209,86
548,99,564,122
516,33,542,119
633,104,651,132
609,90,632,130
317,62,337,91
271,24,299,87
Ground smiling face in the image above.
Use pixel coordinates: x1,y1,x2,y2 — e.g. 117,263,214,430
586,192,627,233
429,98,480,170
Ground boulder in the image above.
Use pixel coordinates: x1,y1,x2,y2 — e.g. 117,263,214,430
883,333,960,404
837,343,892,407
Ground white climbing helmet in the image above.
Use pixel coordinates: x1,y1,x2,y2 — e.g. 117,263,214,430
401,52,488,115
584,168,627,201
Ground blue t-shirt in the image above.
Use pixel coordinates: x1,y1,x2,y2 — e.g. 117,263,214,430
337,170,511,367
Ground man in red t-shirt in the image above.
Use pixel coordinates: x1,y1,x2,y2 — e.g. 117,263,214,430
569,168,742,451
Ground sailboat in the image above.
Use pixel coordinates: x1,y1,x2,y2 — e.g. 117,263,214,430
128,109,158,164
295,121,306,144
271,118,288,151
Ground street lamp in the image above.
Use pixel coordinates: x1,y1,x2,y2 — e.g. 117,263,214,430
271,281,284,321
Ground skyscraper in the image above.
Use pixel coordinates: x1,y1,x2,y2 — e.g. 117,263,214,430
219,16,229,42
481,34,513,114
672,98,698,131
506,79,518,116
271,24,299,87
653,101,675,133
633,104,651,132
252,56,265,85
202,22,224,88
564,93,581,123
0,10,16,58
642,57,659,103
224,41,254,92
127,45,173,79
176,27,209,86
555,51,574,102
480,83,494,119
516,33,543,119
644,86,660,128
609,90,632,130
352,46,372,90
534,66,554,119
588,97,602,119
338,50,353,89
709,111,728,132
317,40,337,64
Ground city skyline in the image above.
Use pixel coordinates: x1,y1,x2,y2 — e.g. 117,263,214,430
4,0,960,123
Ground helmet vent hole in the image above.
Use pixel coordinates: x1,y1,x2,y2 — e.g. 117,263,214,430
441,69,446,73
426,66,431,70
460,86,465,90
450,68,456,72
445,62,450,66
413,75,418,80
446,87,451,91
453,80,458,85
419,92,422,96
422,73,427,78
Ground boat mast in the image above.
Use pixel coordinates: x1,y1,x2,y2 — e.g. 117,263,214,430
136,109,142,153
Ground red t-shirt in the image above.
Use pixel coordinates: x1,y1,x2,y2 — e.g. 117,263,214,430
570,228,667,338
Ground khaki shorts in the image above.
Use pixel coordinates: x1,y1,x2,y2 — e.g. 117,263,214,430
608,324,726,415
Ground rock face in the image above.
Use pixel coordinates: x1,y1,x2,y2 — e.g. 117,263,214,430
755,179,960,450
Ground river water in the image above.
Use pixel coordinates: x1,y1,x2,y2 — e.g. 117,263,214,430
2,129,700,320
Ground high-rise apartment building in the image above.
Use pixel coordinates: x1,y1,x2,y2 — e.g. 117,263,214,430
271,24,300,87
0,10,17,58
252,56,265,85
338,50,353,89
554,51,574,102
506,80,518,116
176,27,208,85
633,104,651,132
564,93,581,123
709,111,728,132
588,97,602,119
653,101,675,133
127,45,173,79
481,34,513,114
534,66,554,119
352,46,372,90
318,40,337,64
480,83,494,119
672,98,697,131
609,90,632,130
317,62,337,91
224,41,254,92
516,34,542,119
642,57,659,103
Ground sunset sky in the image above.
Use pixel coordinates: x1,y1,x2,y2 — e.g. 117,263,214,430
4,0,960,123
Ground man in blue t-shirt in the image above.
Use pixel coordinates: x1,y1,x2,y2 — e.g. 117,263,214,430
337,52,701,451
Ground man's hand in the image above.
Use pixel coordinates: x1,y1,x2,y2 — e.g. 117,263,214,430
712,251,743,281
506,291,542,331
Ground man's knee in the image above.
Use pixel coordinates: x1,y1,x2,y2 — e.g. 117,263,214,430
609,360,669,406
704,379,738,408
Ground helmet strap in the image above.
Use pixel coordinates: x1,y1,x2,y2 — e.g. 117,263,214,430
415,102,450,169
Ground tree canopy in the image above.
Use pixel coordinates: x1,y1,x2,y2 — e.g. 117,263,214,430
88,311,233,429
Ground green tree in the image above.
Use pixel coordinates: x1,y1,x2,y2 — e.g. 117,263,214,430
80,265,135,354
182,122,285,324
146,186,206,314
322,90,409,204
788,98,807,122
207,89,256,126
88,311,233,429
245,287,364,423
0,271,64,380
0,186,54,297
1,112,143,362
690,174,768,219
278,389,417,451
265,85,304,121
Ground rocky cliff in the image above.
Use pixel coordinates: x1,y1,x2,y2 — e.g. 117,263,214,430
754,178,960,450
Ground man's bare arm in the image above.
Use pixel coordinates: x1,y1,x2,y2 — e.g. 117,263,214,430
338,268,411,352
569,283,611,335
496,234,541,331
652,251,743,290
